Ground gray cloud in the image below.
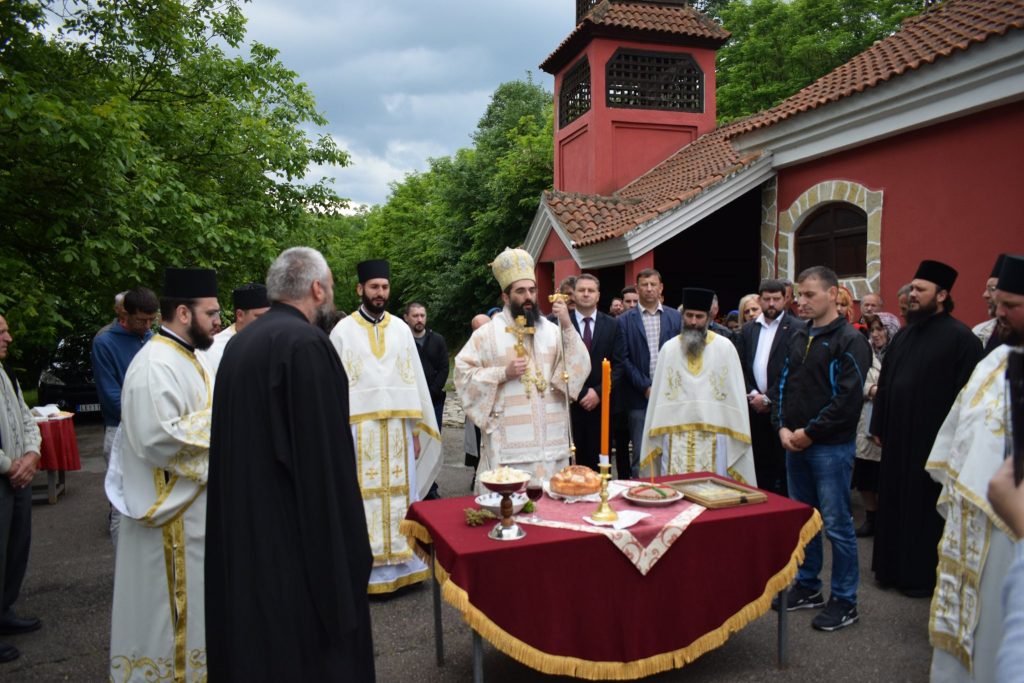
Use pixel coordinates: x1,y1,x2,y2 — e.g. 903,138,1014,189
241,0,575,205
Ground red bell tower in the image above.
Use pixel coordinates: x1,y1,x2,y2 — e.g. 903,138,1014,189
541,0,729,196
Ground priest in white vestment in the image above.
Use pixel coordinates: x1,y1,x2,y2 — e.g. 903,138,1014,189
330,259,441,594
455,247,590,493
640,288,756,485
106,268,221,683
926,255,1024,682
201,282,269,375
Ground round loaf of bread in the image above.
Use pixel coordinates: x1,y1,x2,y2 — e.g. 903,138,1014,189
549,465,601,496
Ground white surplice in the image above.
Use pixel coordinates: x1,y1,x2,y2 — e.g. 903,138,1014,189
106,333,212,683
199,322,235,376
926,344,1018,681
640,331,756,485
330,312,441,593
454,309,590,494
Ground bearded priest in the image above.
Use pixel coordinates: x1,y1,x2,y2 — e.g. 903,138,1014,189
329,259,441,594
639,288,756,484
107,267,220,682
925,254,1024,682
454,247,590,492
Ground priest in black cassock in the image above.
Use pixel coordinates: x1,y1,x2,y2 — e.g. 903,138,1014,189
205,247,375,681
870,259,983,597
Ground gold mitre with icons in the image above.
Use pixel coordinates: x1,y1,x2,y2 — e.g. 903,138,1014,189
490,247,536,291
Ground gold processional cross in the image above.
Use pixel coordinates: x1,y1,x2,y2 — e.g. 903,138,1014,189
506,314,547,396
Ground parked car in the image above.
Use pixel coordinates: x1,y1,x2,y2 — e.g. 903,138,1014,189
37,334,101,415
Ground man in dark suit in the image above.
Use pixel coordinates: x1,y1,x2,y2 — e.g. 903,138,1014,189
568,274,623,471
735,278,795,495
616,268,682,478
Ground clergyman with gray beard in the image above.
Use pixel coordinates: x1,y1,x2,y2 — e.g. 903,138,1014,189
638,287,756,483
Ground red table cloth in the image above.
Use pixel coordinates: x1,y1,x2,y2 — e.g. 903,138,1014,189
402,473,821,680
36,418,81,471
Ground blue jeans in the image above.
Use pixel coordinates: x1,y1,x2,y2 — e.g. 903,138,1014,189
786,440,859,604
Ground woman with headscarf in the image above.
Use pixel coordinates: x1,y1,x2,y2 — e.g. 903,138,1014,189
853,312,902,536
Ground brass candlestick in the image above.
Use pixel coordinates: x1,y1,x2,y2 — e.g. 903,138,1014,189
591,462,618,522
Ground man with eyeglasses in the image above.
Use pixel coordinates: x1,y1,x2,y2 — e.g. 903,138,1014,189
91,286,158,546
972,253,1006,355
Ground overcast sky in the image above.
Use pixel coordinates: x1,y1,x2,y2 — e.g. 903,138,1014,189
240,0,576,207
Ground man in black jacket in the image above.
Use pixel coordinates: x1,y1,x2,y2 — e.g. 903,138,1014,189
405,303,448,432
770,266,872,632
568,274,623,471
735,279,796,495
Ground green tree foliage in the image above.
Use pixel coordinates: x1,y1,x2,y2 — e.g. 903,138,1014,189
0,0,348,375
321,77,554,348
715,0,922,121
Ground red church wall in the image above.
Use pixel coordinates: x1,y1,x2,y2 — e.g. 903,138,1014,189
554,37,718,196
776,100,1024,326
557,125,594,195
625,251,655,285
538,230,580,311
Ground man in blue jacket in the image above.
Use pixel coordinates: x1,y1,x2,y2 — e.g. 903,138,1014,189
615,268,681,477
770,265,871,632
90,286,157,544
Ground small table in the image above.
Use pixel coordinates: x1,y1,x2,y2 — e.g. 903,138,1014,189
33,417,82,504
403,473,821,681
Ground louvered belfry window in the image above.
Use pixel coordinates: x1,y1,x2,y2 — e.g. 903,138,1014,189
559,57,592,128
576,0,600,23
606,49,703,112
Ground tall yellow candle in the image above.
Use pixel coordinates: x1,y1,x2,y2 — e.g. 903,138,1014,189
601,358,611,457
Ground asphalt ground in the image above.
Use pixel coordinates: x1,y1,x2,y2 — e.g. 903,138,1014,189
2,417,932,682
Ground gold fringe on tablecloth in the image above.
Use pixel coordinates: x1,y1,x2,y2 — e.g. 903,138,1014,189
399,509,823,680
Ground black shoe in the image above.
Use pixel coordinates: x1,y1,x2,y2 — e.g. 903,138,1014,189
0,615,41,635
771,585,825,612
811,596,859,631
0,642,19,663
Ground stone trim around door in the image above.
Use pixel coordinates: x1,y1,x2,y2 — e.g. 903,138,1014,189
775,179,882,300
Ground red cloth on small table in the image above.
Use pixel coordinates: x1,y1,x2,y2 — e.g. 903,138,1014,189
402,473,821,680
37,418,81,471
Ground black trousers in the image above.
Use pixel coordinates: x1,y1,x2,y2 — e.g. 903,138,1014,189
0,479,32,615
571,403,602,471
612,412,633,480
750,410,788,496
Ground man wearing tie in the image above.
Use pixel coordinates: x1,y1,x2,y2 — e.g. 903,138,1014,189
569,274,622,471
735,279,796,495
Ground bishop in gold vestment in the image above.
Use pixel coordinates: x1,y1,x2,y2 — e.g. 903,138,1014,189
455,248,590,492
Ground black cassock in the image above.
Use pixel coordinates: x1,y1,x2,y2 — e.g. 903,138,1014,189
205,303,374,681
870,312,982,593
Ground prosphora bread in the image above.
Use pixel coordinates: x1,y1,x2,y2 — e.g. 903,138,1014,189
550,465,601,496
628,484,678,501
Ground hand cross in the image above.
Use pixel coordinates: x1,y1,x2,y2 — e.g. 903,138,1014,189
506,315,536,358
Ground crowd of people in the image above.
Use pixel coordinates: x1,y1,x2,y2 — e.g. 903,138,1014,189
0,245,1021,681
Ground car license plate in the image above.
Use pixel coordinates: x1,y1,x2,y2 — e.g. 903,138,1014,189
77,403,100,413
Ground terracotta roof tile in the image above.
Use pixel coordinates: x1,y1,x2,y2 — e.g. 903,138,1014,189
541,1,730,73
730,0,1024,134
546,0,1024,247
